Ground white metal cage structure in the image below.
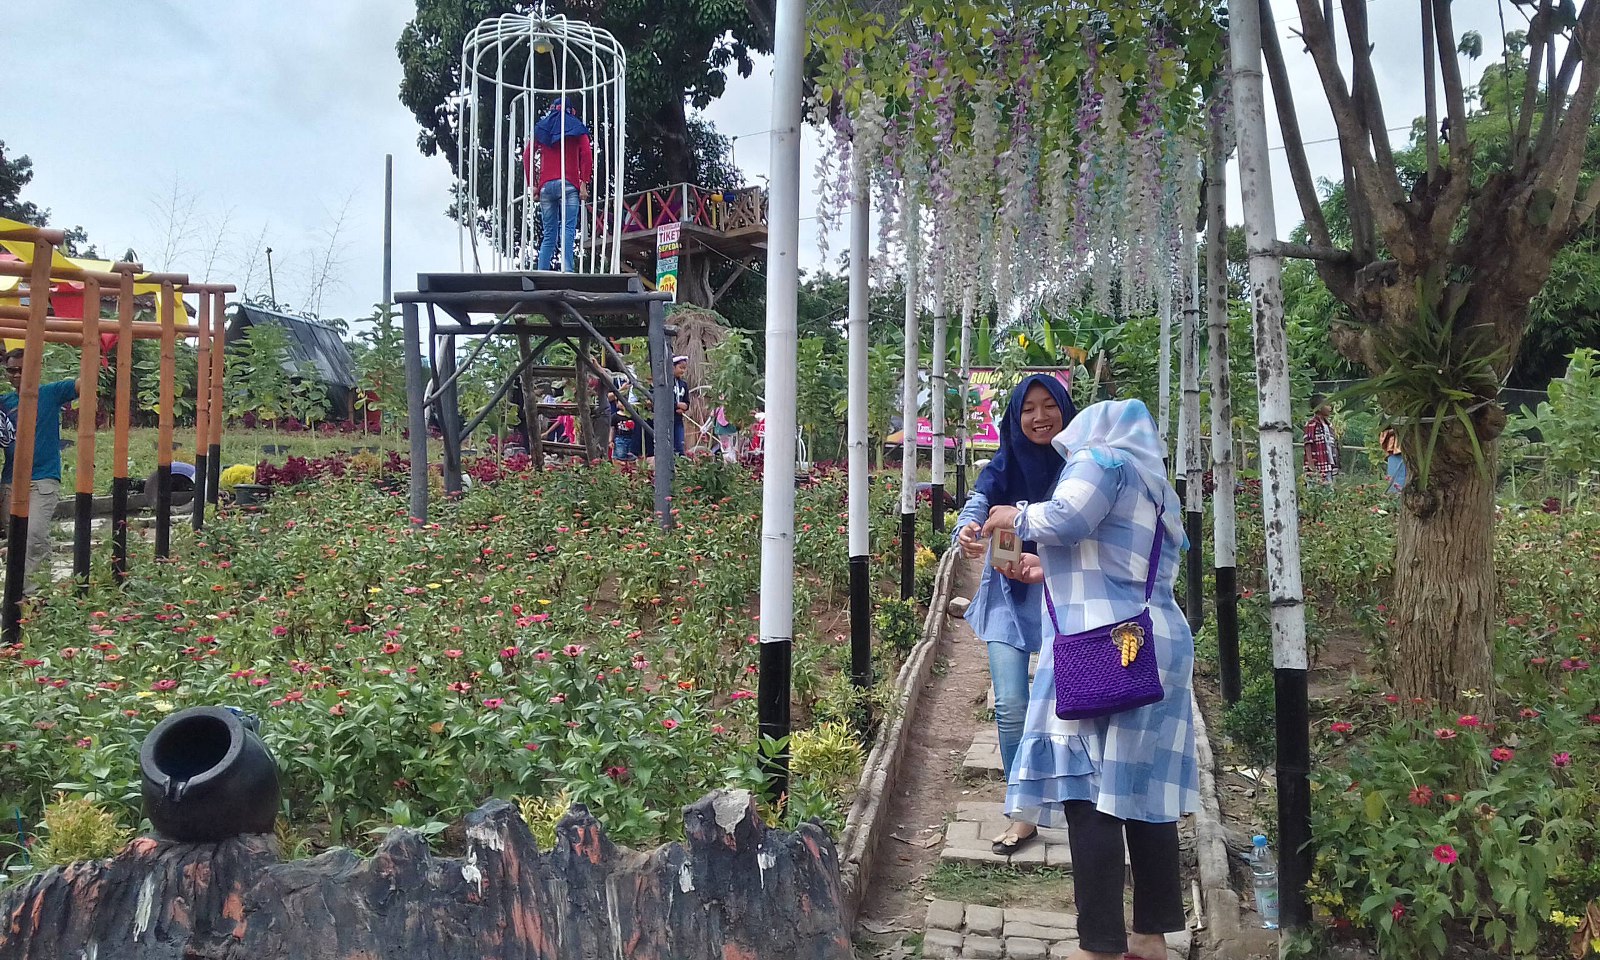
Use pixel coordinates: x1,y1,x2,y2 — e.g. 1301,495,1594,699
456,11,625,274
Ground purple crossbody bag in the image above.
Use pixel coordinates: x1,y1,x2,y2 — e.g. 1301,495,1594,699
1042,491,1166,720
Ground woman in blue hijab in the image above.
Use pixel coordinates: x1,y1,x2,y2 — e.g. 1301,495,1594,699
954,373,1077,855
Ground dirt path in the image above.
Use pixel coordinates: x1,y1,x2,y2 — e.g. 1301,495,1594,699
856,557,993,940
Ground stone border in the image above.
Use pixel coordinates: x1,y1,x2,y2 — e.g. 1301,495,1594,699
838,546,962,925
1189,686,1242,946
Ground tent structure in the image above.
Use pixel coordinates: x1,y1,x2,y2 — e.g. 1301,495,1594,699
226,304,359,420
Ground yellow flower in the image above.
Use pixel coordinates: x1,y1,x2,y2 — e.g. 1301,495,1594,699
368,587,383,594
152,701,174,713
537,599,552,605
136,691,153,699
426,583,442,590
1550,910,1581,929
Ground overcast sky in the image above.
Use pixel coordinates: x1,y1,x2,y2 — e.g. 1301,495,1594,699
5,0,1514,324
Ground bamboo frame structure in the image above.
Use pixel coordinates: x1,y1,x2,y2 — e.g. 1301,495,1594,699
0,232,231,632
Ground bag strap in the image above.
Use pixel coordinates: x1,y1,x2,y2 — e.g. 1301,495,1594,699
1039,478,1167,635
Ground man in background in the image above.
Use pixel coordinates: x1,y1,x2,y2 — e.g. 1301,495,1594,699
526,98,594,272
1,344,80,592
672,355,690,455
1302,394,1340,486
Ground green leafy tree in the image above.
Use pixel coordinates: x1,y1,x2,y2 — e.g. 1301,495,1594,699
1509,347,1600,487
355,305,407,434
0,140,95,256
225,323,295,427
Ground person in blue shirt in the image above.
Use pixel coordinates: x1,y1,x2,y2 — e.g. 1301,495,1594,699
0,345,80,593
953,373,1076,855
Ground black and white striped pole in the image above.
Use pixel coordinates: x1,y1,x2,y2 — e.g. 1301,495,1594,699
847,153,873,694
899,198,920,601
1206,119,1242,705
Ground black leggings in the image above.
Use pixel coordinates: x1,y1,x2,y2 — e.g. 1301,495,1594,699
1063,800,1186,954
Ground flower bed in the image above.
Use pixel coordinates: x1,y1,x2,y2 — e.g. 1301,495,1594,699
1,457,930,879
1200,483,1600,958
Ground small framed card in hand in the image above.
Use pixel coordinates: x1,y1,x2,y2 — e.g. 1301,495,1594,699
990,528,1021,569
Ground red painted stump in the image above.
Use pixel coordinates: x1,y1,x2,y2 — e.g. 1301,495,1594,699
0,790,852,959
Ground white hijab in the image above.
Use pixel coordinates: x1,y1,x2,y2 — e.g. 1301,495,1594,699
1051,399,1183,543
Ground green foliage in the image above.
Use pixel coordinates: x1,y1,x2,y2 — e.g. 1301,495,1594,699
706,329,761,426
1334,274,1507,489
873,598,922,653
355,305,407,429
1509,348,1600,485
225,322,296,425
31,795,128,870
789,721,865,799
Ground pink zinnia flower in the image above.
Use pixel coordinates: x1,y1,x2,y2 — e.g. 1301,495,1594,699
1432,843,1458,865
661,718,679,730
730,690,755,700
1456,715,1481,728
1490,747,1514,762
482,698,504,710
1329,721,1354,734
500,646,520,659
1391,901,1405,921
563,644,585,657
445,649,463,659
271,626,289,637
1434,727,1458,740
1519,708,1540,719
1552,752,1572,768
1408,786,1433,807
151,679,178,692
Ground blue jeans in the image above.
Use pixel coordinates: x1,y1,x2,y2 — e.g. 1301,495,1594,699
987,641,1032,782
614,433,639,461
537,180,581,272
673,419,685,455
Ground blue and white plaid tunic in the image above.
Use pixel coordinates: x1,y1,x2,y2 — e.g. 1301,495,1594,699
1005,446,1199,825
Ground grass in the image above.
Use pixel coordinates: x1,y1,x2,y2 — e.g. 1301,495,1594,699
926,862,1074,910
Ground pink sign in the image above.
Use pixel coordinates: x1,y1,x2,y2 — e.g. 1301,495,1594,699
887,368,1073,451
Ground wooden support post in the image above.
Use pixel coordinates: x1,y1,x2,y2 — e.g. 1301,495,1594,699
402,301,428,522
648,301,674,529
112,270,135,582
154,283,177,559
518,335,543,471
72,278,102,588
574,334,597,462
438,333,464,496
192,291,211,530
2,240,54,644
207,292,225,510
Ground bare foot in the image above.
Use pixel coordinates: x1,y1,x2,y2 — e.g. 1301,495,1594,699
1126,932,1169,959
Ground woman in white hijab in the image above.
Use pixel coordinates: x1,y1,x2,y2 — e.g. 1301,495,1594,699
983,399,1198,960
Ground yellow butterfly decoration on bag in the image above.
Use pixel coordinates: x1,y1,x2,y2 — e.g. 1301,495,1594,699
1112,623,1146,668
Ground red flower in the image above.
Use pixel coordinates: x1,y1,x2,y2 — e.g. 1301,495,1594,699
1490,746,1514,763
523,742,540,751
382,642,402,655
1391,901,1405,921
1444,793,1461,803
1552,752,1572,768
605,765,629,780
151,679,178,692
661,718,680,730
1456,715,1481,728
1432,843,1458,865
1329,721,1354,734
447,681,473,694
445,649,464,659
500,646,519,659
730,690,755,700
1519,708,1540,719
482,697,505,710
271,626,289,637
1408,786,1433,807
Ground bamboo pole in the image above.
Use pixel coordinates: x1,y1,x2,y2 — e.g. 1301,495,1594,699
846,156,871,696
899,198,920,601
1,239,54,644
758,0,805,802
111,269,135,582
72,277,102,587
1207,119,1242,706
0,315,199,338
207,292,225,511
1230,0,1312,928
929,264,948,536
154,282,177,558
191,291,211,530
955,285,974,506
1180,220,1206,631
1157,275,1173,451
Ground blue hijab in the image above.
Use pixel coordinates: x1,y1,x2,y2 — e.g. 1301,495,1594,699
975,373,1077,512
534,99,592,146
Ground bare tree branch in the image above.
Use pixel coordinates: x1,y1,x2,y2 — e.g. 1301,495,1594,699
1422,0,1441,174
304,192,357,318
1291,0,1412,258
1343,0,1399,180
201,206,235,284
1431,0,1472,176
1260,0,1333,249
1538,1,1600,230
148,176,200,272
1514,4,1552,169
235,222,270,302
1273,241,1359,263
1532,32,1585,168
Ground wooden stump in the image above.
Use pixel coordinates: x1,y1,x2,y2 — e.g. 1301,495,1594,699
0,790,852,960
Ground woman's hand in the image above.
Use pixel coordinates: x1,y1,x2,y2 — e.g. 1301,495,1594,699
982,505,1020,539
998,553,1044,584
957,522,984,559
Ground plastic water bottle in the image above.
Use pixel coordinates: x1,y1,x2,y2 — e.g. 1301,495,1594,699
1249,835,1280,929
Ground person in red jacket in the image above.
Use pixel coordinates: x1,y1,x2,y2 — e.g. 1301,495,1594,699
524,97,594,272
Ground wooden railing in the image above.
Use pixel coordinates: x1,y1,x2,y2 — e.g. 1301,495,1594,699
616,183,768,236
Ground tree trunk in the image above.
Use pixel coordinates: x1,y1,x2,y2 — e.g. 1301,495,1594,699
651,97,695,185
679,251,714,307
1393,441,1499,718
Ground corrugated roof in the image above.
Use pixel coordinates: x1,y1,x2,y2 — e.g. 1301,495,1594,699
227,304,357,389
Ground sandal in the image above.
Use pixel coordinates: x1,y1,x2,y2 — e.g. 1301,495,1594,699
990,822,1040,856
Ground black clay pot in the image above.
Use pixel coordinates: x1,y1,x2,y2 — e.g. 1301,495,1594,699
232,483,272,507
140,706,280,842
